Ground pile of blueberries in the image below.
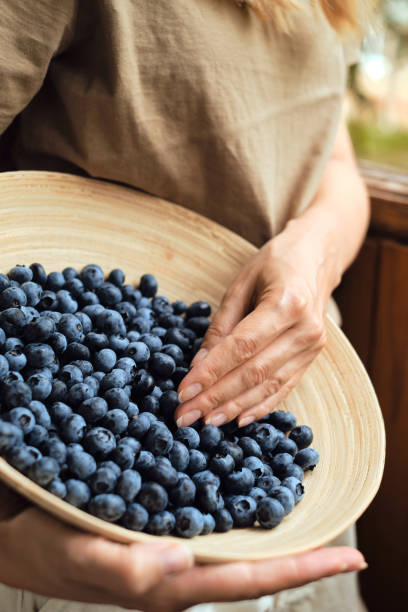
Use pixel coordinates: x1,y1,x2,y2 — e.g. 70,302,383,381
0,263,319,538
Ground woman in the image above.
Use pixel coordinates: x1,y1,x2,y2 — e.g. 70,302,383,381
0,0,370,610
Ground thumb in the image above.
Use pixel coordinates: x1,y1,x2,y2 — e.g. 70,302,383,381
190,271,256,368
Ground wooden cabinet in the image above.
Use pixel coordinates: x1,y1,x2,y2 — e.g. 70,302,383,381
334,166,408,612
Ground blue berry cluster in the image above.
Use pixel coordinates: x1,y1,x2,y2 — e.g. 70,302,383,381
0,264,319,537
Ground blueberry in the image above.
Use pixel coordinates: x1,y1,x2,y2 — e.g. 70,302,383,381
143,422,174,456
0,273,10,292
256,497,285,529
137,482,168,513
146,511,176,536
256,475,281,495
0,286,27,309
65,479,91,507
70,360,93,378
0,354,10,380
160,344,184,365
294,448,319,471
89,493,126,522
269,453,294,479
268,410,297,432
209,453,235,478
159,390,179,421
169,475,196,507
64,278,84,297
269,486,295,516
20,281,42,306
67,450,97,479
238,436,263,458
49,401,72,424
138,394,159,416
281,462,304,481
82,304,105,321
116,469,142,501
56,290,78,313
80,264,104,290
64,342,90,362
126,341,150,363
96,282,122,306
139,333,163,354
149,352,176,378
120,437,142,454
47,379,67,403
57,314,84,342
289,425,314,450
274,436,298,457
172,367,189,387
88,466,118,494
26,374,52,401
224,467,255,495
0,420,23,452
281,477,305,504
185,317,210,336
242,456,268,479
60,414,87,443
111,441,136,469
253,423,280,453
170,300,186,315
38,290,58,310
27,456,60,486
174,427,200,450
128,413,151,439
147,456,178,488
157,378,175,392
134,449,155,473
46,478,67,499
98,460,122,478
94,348,117,373
62,266,78,280
67,382,94,407
41,438,67,465
186,449,207,475
139,274,158,297
163,328,191,351
84,332,109,352
248,487,267,503
108,333,129,354
7,407,35,434
102,409,129,434
6,444,41,472
95,308,126,336
185,301,211,319
122,502,149,531
158,313,184,329
26,424,48,448
226,495,257,527
197,483,223,513
28,400,51,429
83,427,116,458
174,506,204,538
192,470,220,489
29,263,47,286
125,401,139,419
46,271,65,291
132,369,155,397
217,440,243,467
214,508,233,532
107,268,125,287
75,312,93,335
131,317,152,334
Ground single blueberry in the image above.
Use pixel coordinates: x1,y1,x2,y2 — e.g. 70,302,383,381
121,502,149,531
116,469,142,502
27,456,60,486
209,453,235,478
174,427,200,450
60,413,87,443
146,511,176,536
139,274,158,298
289,425,314,450
174,506,204,538
46,478,67,499
83,427,116,458
94,348,117,373
80,264,104,290
269,486,295,516
7,407,35,434
294,448,320,471
169,475,196,507
88,466,118,494
256,497,285,529
65,479,91,508
137,482,168,513
214,508,233,533
67,450,97,479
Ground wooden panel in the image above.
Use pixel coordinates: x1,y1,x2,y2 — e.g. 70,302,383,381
357,240,408,612
334,239,379,368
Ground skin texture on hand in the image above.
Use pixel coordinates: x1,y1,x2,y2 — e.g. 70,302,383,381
0,504,366,611
175,120,369,428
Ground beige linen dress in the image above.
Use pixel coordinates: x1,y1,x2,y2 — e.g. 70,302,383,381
0,1,365,610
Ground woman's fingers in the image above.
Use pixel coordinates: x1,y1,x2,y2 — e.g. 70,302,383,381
179,298,297,405
175,325,319,426
157,547,366,611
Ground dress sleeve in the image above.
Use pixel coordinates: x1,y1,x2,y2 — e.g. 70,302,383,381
0,0,77,135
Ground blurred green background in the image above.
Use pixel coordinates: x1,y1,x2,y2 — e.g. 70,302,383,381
346,0,408,171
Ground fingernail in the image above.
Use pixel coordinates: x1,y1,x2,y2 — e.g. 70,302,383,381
161,545,194,574
358,561,368,571
176,410,202,428
179,383,202,403
207,413,227,427
191,348,208,366
238,415,256,428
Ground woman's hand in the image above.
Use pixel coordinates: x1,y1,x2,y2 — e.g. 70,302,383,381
175,226,334,429
0,505,366,611
175,120,369,429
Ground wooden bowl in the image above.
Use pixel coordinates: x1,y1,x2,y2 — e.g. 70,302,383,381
0,171,385,563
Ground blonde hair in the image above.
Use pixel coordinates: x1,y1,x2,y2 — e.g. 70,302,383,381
235,0,372,33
